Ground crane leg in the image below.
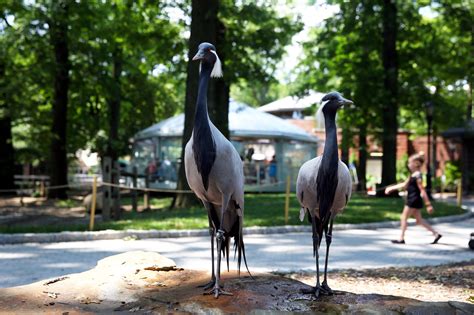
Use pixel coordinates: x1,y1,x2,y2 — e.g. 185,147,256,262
301,218,322,298
204,229,232,298
199,202,216,290
205,195,232,298
198,226,216,290
321,219,334,295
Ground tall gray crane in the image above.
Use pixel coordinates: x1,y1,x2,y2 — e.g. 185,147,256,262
184,42,249,298
296,91,353,298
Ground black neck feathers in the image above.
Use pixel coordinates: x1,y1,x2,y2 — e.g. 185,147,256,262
192,62,216,191
316,108,339,223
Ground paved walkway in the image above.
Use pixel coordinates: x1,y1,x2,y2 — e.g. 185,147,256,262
1,216,473,288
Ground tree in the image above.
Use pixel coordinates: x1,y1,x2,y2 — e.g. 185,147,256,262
379,0,398,194
0,8,16,193
0,57,15,194
294,1,385,191
2,1,184,202
174,0,302,207
48,0,70,199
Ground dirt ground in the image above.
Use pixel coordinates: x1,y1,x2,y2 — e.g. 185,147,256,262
284,260,474,304
0,197,89,227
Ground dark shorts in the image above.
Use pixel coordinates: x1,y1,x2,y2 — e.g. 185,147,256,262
406,197,423,209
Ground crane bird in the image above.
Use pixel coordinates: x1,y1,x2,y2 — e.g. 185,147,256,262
184,42,249,298
296,91,353,298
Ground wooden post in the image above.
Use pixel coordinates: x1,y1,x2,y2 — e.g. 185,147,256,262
284,175,291,224
132,166,138,213
40,180,45,198
457,179,462,207
102,157,111,221
89,176,98,231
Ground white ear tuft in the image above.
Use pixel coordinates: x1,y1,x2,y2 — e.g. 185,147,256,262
210,50,223,78
315,100,328,128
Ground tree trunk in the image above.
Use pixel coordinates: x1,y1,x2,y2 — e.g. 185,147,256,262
48,1,70,199
379,0,398,196
208,19,229,139
357,124,367,192
0,60,15,194
467,81,472,122
174,0,220,208
105,46,122,219
106,47,122,163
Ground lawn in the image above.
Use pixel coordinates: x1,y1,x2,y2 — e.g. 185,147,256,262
0,193,465,233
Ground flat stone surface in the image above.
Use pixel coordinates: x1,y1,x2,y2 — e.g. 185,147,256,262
0,251,472,314
2,218,473,288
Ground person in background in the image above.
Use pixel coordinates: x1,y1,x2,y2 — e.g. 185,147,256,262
268,155,277,183
385,152,442,244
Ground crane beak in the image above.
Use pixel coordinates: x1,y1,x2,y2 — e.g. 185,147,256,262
192,49,206,61
339,97,354,108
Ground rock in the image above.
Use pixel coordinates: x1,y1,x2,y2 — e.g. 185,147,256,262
0,251,472,314
83,191,104,213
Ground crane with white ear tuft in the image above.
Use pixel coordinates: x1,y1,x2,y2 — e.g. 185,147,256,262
296,91,353,298
184,42,250,299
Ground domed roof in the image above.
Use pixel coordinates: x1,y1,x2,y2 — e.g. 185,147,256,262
134,101,318,143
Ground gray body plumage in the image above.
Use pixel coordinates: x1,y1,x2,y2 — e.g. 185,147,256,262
296,156,352,222
185,121,245,227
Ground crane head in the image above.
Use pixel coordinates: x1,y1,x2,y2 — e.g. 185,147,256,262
316,91,353,127
192,42,223,78
322,91,353,110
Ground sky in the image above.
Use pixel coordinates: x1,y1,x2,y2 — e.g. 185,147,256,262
275,0,340,82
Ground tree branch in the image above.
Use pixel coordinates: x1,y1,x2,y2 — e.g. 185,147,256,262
1,15,12,28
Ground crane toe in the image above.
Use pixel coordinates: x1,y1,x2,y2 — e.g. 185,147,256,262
321,281,333,295
300,285,321,298
198,278,216,290
204,285,233,298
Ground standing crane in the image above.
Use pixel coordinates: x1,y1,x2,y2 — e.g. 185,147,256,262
296,91,353,298
184,42,249,298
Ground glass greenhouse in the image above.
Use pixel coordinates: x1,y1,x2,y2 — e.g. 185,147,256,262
131,101,319,192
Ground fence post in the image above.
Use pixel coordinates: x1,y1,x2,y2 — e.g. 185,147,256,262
132,166,138,213
457,179,462,207
284,175,291,224
40,180,45,198
89,176,98,231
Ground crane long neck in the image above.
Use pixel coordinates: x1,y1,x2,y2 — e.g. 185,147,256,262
195,65,212,123
322,111,338,168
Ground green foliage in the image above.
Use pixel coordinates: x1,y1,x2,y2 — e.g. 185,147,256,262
293,0,472,181
444,160,461,186
2,1,301,170
221,1,302,107
396,154,409,182
1,1,186,164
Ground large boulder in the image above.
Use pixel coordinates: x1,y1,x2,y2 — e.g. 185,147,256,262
0,251,472,314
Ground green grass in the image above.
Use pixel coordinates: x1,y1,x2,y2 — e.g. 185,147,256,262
0,193,465,234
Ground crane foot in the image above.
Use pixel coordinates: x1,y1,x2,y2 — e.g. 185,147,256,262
204,285,233,298
321,281,333,295
300,283,334,298
198,278,216,290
